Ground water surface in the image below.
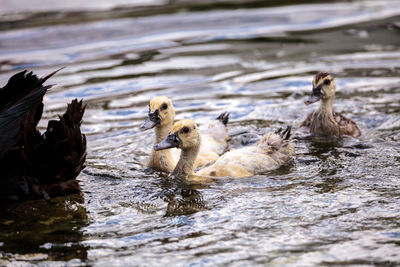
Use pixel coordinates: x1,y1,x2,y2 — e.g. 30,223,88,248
0,0,400,265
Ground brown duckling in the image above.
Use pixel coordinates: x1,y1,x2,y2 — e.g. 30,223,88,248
0,69,86,204
154,119,294,179
301,72,361,137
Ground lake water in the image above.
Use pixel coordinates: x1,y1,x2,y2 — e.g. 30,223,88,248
0,0,400,265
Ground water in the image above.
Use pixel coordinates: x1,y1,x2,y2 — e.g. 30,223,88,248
1,0,400,265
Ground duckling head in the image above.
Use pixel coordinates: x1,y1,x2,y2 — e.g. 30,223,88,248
140,96,175,130
305,72,336,105
154,119,200,151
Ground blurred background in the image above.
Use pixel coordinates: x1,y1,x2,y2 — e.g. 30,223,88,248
1,0,400,266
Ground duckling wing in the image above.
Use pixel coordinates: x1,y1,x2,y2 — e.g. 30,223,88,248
256,128,295,168
196,147,258,178
334,112,361,137
196,112,230,168
197,128,294,179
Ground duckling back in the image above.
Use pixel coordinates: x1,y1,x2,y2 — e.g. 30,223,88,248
195,112,230,168
196,127,294,178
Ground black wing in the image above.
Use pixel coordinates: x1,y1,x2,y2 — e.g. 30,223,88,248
0,69,61,157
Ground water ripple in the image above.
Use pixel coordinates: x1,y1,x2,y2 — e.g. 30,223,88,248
1,0,400,266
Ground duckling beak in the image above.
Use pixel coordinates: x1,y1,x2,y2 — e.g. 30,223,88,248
140,110,160,131
304,86,323,105
154,132,180,150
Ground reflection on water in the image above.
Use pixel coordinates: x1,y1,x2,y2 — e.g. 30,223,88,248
0,195,88,265
1,0,400,265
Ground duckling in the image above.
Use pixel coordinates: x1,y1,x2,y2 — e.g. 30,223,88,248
154,119,294,179
140,96,229,172
0,69,86,203
301,72,361,137
140,96,179,172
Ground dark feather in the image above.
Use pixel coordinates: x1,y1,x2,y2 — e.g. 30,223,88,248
21,99,87,184
315,72,330,84
282,126,292,140
0,69,86,204
216,111,230,125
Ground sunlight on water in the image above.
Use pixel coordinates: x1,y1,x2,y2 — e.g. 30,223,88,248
0,0,400,266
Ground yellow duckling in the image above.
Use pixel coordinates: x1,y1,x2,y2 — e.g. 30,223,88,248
140,96,229,172
301,72,361,137
154,119,294,179
140,96,178,172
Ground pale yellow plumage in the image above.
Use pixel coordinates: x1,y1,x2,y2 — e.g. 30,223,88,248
196,130,294,178
145,96,179,172
142,96,229,172
156,119,294,179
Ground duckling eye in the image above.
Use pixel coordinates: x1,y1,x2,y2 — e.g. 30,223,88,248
161,103,168,110
324,79,331,85
182,127,190,133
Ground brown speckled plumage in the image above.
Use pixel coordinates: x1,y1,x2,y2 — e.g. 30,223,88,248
301,110,361,137
301,72,361,138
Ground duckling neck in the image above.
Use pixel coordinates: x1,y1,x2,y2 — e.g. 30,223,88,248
319,97,335,120
171,146,200,177
155,124,172,143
